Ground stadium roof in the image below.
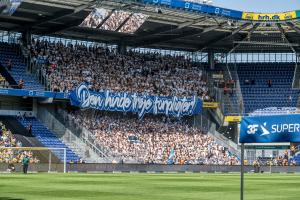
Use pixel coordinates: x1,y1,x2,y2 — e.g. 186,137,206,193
2,0,300,52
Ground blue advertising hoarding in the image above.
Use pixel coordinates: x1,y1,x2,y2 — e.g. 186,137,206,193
240,114,300,143
142,0,243,19
0,88,69,99
142,0,300,21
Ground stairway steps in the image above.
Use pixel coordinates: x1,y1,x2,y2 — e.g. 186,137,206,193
17,117,80,162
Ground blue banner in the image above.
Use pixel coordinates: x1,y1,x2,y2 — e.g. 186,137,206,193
240,114,300,143
142,0,243,19
0,88,69,99
69,83,202,118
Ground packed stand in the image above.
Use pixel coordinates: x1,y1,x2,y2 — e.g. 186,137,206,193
100,10,131,31
30,39,213,101
69,110,239,165
119,13,148,33
0,121,39,164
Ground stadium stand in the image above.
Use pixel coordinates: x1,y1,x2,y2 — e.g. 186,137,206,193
30,39,212,100
17,117,80,162
69,110,239,165
0,0,299,172
237,63,299,113
0,121,39,164
0,42,44,91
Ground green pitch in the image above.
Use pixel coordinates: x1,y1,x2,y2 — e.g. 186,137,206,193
0,173,300,200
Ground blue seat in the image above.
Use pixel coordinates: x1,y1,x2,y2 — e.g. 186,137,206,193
0,43,45,91
237,63,299,113
17,117,80,162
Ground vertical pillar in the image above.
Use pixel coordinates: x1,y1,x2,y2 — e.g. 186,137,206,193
21,29,32,72
48,151,52,173
21,29,31,47
240,143,245,200
117,41,127,54
208,51,215,70
63,148,67,173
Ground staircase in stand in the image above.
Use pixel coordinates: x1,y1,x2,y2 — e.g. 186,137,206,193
17,117,80,162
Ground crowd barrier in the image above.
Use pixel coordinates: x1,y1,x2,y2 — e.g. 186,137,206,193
1,163,300,173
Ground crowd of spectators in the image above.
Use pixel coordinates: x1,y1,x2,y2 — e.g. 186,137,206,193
0,121,39,164
69,110,239,165
272,149,297,166
100,10,131,31
79,8,147,33
119,13,148,33
79,8,109,28
253,149,297,167
30,39,213,101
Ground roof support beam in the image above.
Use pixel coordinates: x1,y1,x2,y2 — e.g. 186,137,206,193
31,0,98,30
133,21,227,47
196,22,251,51
23,0,77,9
34,18,84,35
32,1,100,34
135,16,207,39
286,22,300,35
276,23,296,53
228,23,260,54
177,17,208,29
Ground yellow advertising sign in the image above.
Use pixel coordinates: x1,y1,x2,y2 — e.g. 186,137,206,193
203,102,218,109
224,116,242,122
242,11,296,21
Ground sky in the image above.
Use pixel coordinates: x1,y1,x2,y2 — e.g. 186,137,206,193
212,0,300,13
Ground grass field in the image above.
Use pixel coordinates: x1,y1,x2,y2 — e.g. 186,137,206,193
0,173,300,200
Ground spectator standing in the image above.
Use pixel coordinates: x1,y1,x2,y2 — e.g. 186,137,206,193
18,79,24,89
267,80,272,87
27,123,32,135
7,59,12,71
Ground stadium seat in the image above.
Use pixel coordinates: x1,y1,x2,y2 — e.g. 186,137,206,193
17,117,80,162
237,63,299,113
0,42,45,91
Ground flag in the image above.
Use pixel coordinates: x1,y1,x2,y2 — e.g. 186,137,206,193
167,148,175,164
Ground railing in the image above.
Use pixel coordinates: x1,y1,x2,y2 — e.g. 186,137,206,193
51,108,115,158
18,41,50,90
37,107,111,162
193,114,212,134
292,62,300,89
217,64,236,115
230,65,245,115
208,128,240,158
206,71,227,117
62,129,109,163
193,113,239,156
224,63,245,115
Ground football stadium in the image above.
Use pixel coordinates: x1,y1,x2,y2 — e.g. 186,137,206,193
1,0,300,199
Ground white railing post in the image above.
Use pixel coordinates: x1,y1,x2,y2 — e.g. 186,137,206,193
48,151,52,173
64,148,67,173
